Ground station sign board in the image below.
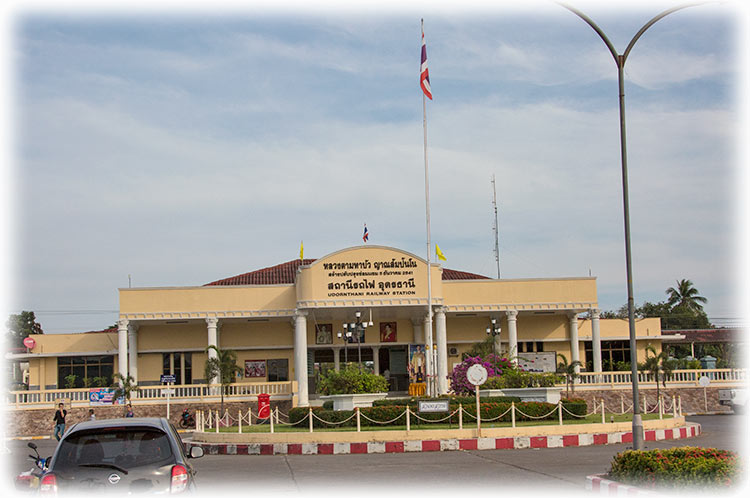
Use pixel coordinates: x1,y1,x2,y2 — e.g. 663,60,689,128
418,399,450,413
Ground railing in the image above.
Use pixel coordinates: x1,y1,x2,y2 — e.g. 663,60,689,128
194,394,683,435
5,381,296,410
6,368,747,409
574,368,748,388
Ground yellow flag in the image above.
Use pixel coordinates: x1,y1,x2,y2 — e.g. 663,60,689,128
435,244,447,261
299,241,304,260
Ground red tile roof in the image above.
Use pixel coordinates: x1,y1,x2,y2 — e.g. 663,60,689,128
661,328,745,343
205,259,489,286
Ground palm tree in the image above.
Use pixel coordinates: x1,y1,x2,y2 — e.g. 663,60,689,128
111,373,139,404
639,344,674,406
204,345,243,414
666,279,707,313
556,353,582,399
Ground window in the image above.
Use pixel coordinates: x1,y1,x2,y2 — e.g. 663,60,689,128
584,340,631,370
57,356,114,388
162,353,193,385
267,359,289,382
55,428,173,471
536,342,544,352
526,341,534,353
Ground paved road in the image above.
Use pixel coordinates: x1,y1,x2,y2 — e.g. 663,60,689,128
4,414,746,495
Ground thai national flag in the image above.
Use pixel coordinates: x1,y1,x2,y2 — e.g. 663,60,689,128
420,23,433,100
362,224,369,243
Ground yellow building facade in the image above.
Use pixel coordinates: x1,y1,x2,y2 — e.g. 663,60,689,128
20,245,664,405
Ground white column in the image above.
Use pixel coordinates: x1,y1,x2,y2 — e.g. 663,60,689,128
333,347,341,372
372,346,380,375
568,312,580,374
117,319,129,381
206,318,219,384
412,318,423,343
591,309,602,373
435,307,448,395
128,323,138,383
423,318,432,385
294,311,309,407
506,310,518,364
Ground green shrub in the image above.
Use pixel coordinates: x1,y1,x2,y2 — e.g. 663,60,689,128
92,376,109,388
317,366,388,395
372,395,521,408
64,374,78,389
483,371,562,389
322,400,333,410
608,447,740,489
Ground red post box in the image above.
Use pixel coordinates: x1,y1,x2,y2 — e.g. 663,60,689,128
257,393,270,419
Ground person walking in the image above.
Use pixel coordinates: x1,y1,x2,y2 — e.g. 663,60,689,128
125,403,134,418
89,409,96,421
53,402,67,441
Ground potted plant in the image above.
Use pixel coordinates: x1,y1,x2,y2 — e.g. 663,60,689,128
318,366,389,410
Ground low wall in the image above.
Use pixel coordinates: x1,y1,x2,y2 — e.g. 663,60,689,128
3,399,292,437
569,386,734,414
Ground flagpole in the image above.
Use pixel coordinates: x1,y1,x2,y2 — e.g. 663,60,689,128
421,18,435,398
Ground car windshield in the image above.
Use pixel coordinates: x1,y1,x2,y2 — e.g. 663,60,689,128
55,427,174,471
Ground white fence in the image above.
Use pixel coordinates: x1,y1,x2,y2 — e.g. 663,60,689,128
576,368,748,388
5,381,296,410
5,368,747,410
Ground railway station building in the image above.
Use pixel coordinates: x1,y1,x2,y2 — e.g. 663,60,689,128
18,245,664,406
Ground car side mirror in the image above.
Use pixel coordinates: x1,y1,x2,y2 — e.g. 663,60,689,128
189,446,204,459
27,442,37,450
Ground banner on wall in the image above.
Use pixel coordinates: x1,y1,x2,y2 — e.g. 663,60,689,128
89,388,124,405
408,344,426,384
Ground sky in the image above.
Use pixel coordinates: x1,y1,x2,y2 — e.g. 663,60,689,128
2,0,748,334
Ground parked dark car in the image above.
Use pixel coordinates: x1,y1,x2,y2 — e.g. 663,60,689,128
39,417,203,495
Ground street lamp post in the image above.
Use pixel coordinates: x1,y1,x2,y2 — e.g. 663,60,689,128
339,311,370,372
336,329,351,365
486,318,501,358
558,1,707,451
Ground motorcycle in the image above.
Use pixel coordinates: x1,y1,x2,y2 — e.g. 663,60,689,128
179,408,195,428
15,442,49,491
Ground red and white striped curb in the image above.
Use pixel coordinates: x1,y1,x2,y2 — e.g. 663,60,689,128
586,474,658,496
186,424,700,456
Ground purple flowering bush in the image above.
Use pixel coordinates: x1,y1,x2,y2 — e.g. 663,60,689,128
449,354,516,395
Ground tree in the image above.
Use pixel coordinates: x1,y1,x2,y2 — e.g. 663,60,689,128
6,311,44,348
111,373,139,404
204,345,243,414
666,279,707,313
639,344,674,405
556,353,582,399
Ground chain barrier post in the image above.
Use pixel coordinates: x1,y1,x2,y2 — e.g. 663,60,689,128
459,404,463,430
621,395,624,414
270,409,274,434
659,395,663,420
678,395,682,417
215,411,219,434
511,402,516,428
672,395,677,418
601,399,605,424
356,407,361,433
643,396,647,414
238,410,242,434
248,407,252,427
406,406,410,432
309,407,314,433
558,401,563,426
